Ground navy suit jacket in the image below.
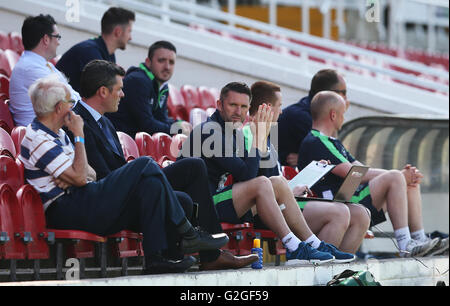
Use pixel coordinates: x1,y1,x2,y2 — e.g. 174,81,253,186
69,102,126,180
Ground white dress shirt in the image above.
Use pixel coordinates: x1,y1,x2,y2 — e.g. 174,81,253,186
9,51,81,127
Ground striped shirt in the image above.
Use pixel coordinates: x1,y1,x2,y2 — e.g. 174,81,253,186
19,118,75,210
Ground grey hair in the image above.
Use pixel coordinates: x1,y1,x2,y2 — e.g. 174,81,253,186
28,74,69,117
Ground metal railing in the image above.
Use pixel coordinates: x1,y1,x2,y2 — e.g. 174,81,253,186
339,115,449,193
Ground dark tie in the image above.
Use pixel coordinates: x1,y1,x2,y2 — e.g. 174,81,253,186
98,116,120,155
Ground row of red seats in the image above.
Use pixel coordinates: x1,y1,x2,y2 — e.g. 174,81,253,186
168,84,219,122
0,31,24,55
347,41,449,71
191,24,449,94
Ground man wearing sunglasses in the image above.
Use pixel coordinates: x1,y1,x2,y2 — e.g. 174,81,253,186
9,14,81,127
277,69,349,168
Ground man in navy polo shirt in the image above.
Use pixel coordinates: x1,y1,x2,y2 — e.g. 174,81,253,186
297,91,445,258
277,69,349,167
56,7,135,92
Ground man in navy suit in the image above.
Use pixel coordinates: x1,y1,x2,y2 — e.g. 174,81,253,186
70,60,258,270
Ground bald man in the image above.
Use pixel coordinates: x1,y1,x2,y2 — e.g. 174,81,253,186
297,91,447,258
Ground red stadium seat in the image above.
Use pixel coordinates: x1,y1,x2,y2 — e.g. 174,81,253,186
11,126,26,157
0,127,16,158
167,84,189,122
8,32,24,55
117,131,139,162
152,132,173,164
0,184,26,281
0,31,10,50
198,86,217,109
0,73,9,97
16,184,51,279
180,84,201,114
4,49,19,71
135,131,156,159
0,155,23,192
282,166,299,180
220,222,252,255
170,133,187,160
107,230,143,276
17,184,108,279
0,49,11,76
0,49,19,77
0,96,15,134
15,158,24,186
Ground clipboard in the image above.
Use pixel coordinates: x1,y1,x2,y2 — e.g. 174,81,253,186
288,161,335,190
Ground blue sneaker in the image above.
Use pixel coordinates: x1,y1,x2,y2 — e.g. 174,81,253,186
285,242,334,265
317,241,356,263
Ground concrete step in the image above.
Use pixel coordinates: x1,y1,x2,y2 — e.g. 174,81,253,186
2,256,448,286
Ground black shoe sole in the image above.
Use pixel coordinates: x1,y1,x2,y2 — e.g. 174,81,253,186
181,235,229,254
143,257,196,274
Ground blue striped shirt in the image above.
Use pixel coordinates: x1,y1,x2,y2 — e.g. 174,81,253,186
19,118,75,210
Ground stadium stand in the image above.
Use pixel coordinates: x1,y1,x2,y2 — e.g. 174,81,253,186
0,3,447,283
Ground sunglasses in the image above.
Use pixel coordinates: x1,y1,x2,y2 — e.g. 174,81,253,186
331,89,347,97
48,33,62,40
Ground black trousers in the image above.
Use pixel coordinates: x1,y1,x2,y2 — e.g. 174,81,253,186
45,157,186,256
163,158,222,262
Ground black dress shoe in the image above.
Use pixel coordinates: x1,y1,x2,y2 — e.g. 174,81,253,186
143,255,197,275
181,228,229,254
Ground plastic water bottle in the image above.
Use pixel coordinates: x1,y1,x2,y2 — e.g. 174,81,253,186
251,238,263,269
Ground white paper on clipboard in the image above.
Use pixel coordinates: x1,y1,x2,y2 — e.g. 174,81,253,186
288,161,335,190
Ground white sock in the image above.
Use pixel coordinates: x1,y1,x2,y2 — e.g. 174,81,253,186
305,234,321,249
395,227,411,251
281,232,301,252
411,229,427,242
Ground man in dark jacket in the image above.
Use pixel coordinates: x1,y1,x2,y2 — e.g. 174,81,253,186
277,69,349,167
107,41,191,138
56,7,135,92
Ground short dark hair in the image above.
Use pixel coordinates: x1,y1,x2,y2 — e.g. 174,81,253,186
101,7,135,35
80,60,125,99
21,14,57,50
250,81,280,115
308,69,340,98
220,82,252,103
147,40,177,60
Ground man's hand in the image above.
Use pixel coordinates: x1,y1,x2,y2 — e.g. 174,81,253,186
251,104,273,152
402,164,423,187
64,111,84,137
87,165,97,182
53,177,72,190
292,185,313,198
